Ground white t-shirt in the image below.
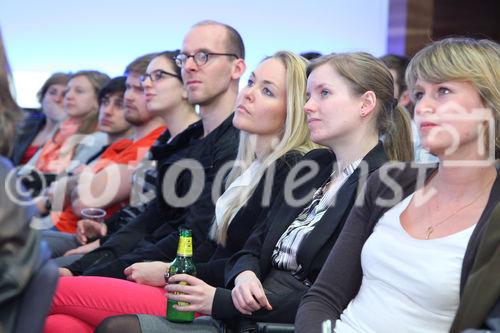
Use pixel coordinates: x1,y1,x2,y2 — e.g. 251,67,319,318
335,192,475,333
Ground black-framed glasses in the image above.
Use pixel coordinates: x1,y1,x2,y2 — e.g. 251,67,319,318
140,70,179,83
175,51,239,68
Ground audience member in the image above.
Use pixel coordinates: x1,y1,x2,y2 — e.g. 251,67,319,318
18,70,111,194
0,27,53,333
10,72,69,165
296,37,499,333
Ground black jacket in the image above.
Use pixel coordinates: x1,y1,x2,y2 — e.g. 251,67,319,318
67,115,239,277
196,150,304,287
211,142,388,324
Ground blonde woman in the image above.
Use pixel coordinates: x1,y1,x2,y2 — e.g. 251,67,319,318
44,51,315,333
296,37,499,333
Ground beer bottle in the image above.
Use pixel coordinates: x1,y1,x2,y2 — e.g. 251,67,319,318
166,228,197,322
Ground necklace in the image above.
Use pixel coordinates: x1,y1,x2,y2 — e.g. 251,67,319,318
424,178,493,240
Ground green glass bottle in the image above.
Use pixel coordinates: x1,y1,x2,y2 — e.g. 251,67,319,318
166,228,197,323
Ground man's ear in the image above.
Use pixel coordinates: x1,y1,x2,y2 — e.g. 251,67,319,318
360,91,377,117
232,59,246,80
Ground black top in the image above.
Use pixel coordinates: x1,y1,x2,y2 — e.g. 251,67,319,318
295,164,500,333
211,142,388,324
196,150,304,287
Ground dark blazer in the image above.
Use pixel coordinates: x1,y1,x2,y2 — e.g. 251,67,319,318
10,110,46,165
295,164,500,333
196,150,304,287
450,202,500,333
211,142,388,323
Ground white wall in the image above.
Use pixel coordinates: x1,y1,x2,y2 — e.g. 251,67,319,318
0,0,389,107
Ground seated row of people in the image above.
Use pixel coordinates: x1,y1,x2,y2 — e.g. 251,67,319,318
1,19,497,333
37,21,499,333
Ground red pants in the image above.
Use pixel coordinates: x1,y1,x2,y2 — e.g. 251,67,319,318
44,276,166,333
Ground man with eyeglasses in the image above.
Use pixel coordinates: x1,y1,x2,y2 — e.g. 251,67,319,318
59,21,245,280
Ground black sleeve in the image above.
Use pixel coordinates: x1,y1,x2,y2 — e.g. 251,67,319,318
147,136,238,262
198,152,303,288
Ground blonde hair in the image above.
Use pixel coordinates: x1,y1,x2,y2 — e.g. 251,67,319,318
307,52,414,161
406,37,500,155
211,51,317,245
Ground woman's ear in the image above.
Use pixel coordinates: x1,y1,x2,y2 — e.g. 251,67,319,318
360,91,377,117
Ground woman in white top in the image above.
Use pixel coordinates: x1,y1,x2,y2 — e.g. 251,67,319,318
296,37,500,333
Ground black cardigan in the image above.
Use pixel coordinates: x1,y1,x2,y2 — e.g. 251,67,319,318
211,142,388,324
295,163,500,333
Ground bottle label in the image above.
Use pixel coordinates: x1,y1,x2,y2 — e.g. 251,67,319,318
177,236,192,256
174,281,189,306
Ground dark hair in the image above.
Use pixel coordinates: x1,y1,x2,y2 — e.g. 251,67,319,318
154,50,182,81
125,53,158,76
193,20,245,59
380,54,410,97
300,51,322,61
0,28,21,156
37,72,70,103
308,52,414,161
98,76,127,105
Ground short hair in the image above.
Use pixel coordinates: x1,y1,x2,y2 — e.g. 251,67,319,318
406,37,500,154
380,54,410,96
125,53,158,76
192,20,245,59
98,76,126,105
37,72,70,104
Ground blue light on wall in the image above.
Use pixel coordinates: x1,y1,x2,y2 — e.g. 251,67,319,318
0,0,389,107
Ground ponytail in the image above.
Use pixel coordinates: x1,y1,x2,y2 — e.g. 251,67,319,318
383,105,414,161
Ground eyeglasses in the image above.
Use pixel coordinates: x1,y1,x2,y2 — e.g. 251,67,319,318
140,70,179,83
175,51,239,68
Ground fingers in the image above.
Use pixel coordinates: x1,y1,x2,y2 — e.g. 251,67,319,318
168,274,200,286
76,234,87,245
